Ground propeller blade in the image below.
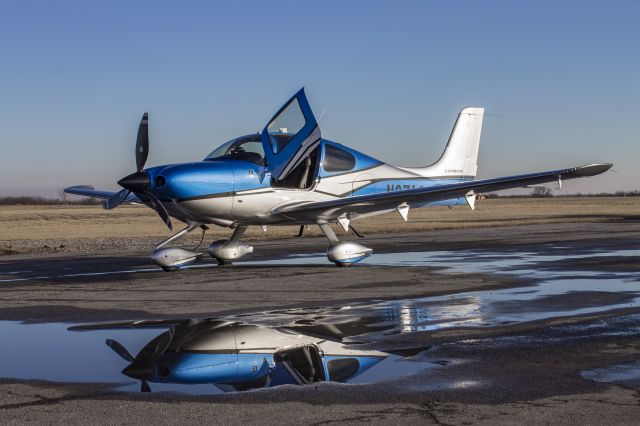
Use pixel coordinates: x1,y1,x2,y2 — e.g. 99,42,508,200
151,327,175,361
102,189,130,210
141,380,151,393
144,191,173,230
135,112,149,172
106,339,134,362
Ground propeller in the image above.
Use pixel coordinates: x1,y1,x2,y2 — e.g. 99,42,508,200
105,327,177,394
103,113,173,230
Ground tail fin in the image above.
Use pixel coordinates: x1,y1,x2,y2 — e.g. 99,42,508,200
406,107,484,179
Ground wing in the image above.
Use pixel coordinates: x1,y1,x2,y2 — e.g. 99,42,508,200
67,318,231,331
64,185,141,204
275,163,612,221
67,318,185,331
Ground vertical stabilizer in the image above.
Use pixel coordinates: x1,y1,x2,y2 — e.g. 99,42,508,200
403,107,484,179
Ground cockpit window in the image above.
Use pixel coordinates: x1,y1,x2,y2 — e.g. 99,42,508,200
266,97,307,154
323,144,356,172
204,134,265,166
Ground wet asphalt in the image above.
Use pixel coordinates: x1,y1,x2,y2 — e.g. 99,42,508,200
1,222,640,424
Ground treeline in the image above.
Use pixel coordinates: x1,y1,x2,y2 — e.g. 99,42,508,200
0,196,99,206
1,190,639,205
487,190,640,199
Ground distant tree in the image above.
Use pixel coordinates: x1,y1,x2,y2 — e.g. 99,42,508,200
531,186,553,198
0,196,99,205
57,189,68,204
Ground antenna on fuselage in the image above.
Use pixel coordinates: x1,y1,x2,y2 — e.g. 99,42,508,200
317,109,327,123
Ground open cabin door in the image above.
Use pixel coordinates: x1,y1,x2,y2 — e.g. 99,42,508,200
261,88,321,182
269,344,325,386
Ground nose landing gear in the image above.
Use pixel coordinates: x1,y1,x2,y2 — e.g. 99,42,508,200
150,223,206,271
150,223,254,271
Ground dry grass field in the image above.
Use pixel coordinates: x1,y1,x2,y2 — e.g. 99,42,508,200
1,197,638,245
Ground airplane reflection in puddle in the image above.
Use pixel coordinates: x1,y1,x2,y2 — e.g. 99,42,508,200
69,319,387,392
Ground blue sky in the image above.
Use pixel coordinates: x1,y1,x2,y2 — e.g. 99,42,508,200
0,0,637,196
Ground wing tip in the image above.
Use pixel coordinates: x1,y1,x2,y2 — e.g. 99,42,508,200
573,163,613,177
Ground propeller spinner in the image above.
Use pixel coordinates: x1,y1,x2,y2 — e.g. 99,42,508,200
103,113,173,230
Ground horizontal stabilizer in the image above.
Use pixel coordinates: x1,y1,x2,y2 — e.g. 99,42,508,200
64,185,141,203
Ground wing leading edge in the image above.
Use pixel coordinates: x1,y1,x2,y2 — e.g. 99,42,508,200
274,163,613,221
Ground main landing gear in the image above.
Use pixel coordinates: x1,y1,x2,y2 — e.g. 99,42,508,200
317,221,373,267
207,225,253,265
150,221,369,271
150,224,254,271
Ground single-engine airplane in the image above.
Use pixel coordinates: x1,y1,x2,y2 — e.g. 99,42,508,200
65,88,612,270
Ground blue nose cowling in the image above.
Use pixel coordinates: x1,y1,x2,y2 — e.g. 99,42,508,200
149,162,236,201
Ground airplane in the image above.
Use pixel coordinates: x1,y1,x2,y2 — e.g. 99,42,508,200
65,88,612,271
69,319,387,392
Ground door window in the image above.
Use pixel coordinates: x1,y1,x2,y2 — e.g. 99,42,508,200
267,98,306,154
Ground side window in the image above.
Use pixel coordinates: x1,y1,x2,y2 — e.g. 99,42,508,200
267,97,306,153
327,358,360,382
323,144,356,172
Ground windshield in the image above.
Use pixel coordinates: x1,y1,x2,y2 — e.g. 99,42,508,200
204,134,265,166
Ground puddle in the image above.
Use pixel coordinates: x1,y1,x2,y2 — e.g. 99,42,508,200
226,247,640,332
0,319,434,395
581,361,640,390
1,246,639,394
0,321,159,383
222,277,640,335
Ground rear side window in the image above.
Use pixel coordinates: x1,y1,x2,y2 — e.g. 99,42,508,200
323,144,355,172
327,358,360,382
